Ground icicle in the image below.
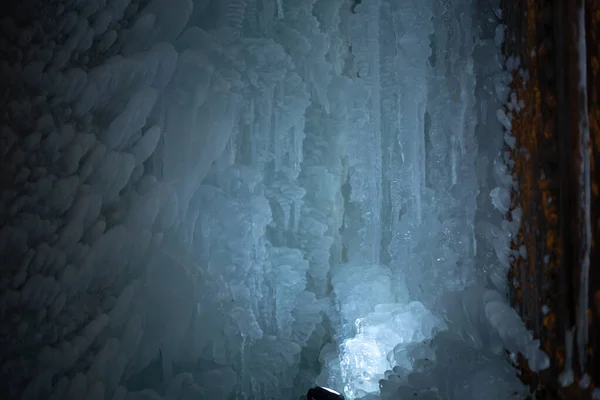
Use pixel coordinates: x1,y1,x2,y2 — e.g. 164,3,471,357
450,135,458,186
292,124,305,174
414,100,427,224
273,111,282,172
240,333,247,399
219,0,248,45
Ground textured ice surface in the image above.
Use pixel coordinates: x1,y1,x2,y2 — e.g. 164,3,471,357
339,302,445,398
1,0,544,398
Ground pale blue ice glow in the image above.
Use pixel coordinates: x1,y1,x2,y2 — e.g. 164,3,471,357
1,0,549,398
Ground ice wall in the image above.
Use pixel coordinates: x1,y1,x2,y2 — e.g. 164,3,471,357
0,0,547,399
1,0,350,398
322,0,550,398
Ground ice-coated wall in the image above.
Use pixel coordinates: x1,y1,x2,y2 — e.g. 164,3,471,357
0,0,548,399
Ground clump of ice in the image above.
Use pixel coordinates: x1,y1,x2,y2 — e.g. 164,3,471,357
339,302,446,398
378,330,527,400
372,286,545,400
490,186,511,214
495,25,506,46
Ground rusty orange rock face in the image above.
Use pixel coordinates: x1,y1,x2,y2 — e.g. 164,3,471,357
502,0,600,398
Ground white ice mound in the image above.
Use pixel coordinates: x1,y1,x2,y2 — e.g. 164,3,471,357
340,301,446,398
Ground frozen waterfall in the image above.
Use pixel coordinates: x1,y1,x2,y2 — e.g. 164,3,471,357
0,0,548,399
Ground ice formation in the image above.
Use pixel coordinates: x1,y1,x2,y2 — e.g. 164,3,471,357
1,0,549,399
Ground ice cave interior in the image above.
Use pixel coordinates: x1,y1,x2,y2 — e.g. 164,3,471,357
0,0,552,399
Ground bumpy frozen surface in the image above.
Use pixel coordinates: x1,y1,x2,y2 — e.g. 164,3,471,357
1,0,547,398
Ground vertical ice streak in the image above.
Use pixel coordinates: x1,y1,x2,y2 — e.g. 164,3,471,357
367,0,383,265
451,135,458,186
391,0,432,231
240,334,247,399
576,2,591,377
415,100,426,224
345,0,383,265
378,0,399,266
